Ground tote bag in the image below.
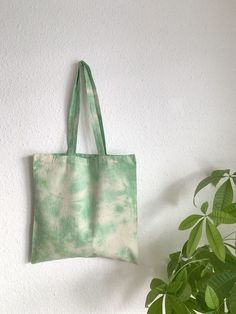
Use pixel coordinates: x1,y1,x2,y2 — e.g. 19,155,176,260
31,61,138,264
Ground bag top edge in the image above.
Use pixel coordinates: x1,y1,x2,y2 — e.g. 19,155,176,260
32,153,136,162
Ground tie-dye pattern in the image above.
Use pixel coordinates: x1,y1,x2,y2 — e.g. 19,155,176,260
31,61,138,264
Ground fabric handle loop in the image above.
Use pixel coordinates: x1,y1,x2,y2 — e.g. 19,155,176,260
67,61,107,155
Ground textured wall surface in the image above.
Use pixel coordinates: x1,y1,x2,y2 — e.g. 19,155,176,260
0,1,236,313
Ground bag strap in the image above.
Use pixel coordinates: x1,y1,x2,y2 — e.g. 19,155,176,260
67,61,107,155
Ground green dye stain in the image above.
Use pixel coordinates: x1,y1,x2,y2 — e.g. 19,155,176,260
114,205,124,213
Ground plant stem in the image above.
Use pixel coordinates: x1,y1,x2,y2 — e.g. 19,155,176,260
225,243,236,250
170,259,208,282
223,231,236,240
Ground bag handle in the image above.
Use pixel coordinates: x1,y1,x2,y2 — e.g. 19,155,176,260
67,61,107,155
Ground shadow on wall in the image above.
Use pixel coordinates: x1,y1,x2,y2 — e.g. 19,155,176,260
138,171,201,278
23,156,34,264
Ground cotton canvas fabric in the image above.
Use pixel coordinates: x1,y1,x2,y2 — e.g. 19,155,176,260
31,61,138,264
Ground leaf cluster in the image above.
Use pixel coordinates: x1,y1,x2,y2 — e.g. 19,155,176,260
145,170,236,313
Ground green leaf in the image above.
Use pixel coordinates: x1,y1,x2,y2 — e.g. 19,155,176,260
227,284,236,313
147,296,163,314
205,219,226,262
178,283,192,302
167,294,191,314
208,211,236,224
145,289,162,307
146,279,166,308
223,203,236,217
167,280,183,293
174,267,188,284
210,169,230,185
196,290,209,311
208,250,236,272
194,245,211,259
169,269,187,295
193,173,228,205
150,278,166,290
235,234,236,255
213,179,233,211
185,297,203,312
232,172,236,185
201,263,214,278
201,202,209,214
179,215,203,230
181,241,188,258
167,252,181,278
169,251,181,260
205,286,219,310
208,272,236,301
168,261,180,279
186,220,203,257
165,295,174,314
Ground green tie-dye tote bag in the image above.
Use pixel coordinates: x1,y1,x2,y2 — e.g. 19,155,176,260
31,61,138,264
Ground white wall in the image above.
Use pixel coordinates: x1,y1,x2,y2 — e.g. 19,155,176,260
0,1,236,313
